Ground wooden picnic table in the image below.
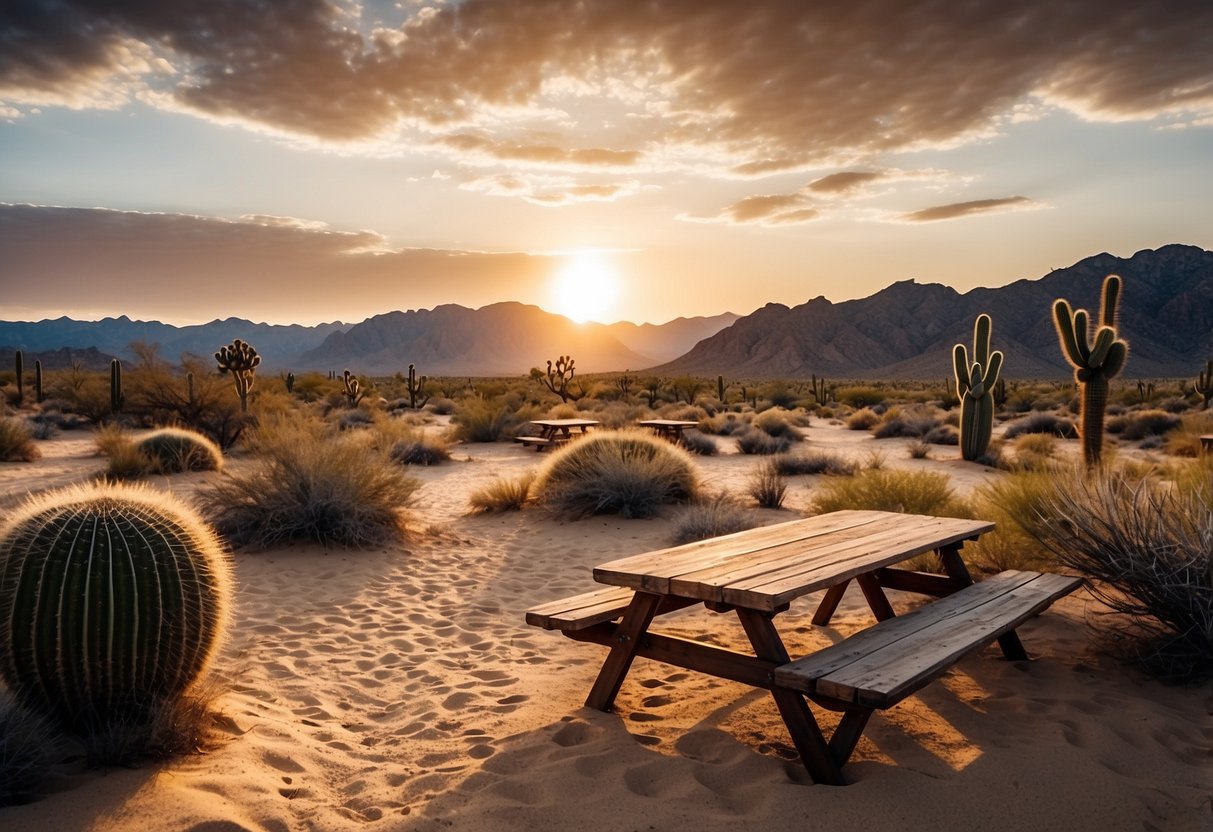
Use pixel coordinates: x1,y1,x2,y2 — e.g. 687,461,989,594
514,418,599,451
637,419,698,441
526,509,1080,784
1200,434,1213,454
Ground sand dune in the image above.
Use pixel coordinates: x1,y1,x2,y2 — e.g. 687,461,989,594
1,425,1209,831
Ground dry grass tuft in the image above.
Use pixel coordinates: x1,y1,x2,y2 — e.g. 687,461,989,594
747,459,788,509
670,493,757,545
811,468,969,518
0,692,60,806
468,474,533,513
0,418,40,463
138,427,224,473
773,450,857,477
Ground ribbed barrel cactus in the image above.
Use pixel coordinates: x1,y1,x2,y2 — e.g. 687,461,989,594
0,482,233,731
1053,274,1129,467
953,313,1003,461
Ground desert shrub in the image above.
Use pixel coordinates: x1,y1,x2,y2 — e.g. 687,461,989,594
748,459,788,509
198,416,418,548
1028,465,1213,682
873,405,944,439
670,494,757,545
835,386,886,408
923,424,959,445
906,439,931,459
137,427,224,474
1165,412,1213,457
964,469,1063,573
865,449,888,470
1010,433,1057,472
773,450,857,476
94,425,153,478
845,408,880,430
452,397,529,442
811,468,969,517
753,408,802,438
389,434,451,466
0,693,59,807
532,430,698,518
1002,411,1077,439
468,474,533,513
735,426,793,455
679,431,718,456
1107,409,1182,441
335,407,375,431
698,412,750,436
29,420,58,440
0,417,39,462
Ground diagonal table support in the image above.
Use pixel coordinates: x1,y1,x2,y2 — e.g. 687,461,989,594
585,591,664,710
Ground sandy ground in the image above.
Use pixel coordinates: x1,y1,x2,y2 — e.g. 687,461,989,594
1,421,1210,832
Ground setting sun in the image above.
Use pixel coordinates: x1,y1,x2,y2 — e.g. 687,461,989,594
549,252,620,323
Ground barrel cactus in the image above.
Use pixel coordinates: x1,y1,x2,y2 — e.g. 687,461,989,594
1053,274,1129,466
0,482,233,732
953,313,1003,461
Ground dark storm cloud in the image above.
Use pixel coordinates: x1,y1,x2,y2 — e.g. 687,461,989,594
2,0,1210,170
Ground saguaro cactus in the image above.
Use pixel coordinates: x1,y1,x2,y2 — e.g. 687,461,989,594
110,358,124,413
0,482,233,731
811,374,831,405
214,338,260,414
1053,274,1129,466
953,313,1003,462
404,364,429,409
14,350,23,405
33,359,43,404
1195,359,1212,410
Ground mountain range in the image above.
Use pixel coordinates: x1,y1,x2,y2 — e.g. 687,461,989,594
1,245,1208,378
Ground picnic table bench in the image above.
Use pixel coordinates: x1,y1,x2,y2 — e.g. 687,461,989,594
637,419,699,442
526,509,1082,785
514,418,599,451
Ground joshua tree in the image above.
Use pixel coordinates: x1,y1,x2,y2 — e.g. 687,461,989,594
1053,274,1129,466
214,338,260,414
953,313,1003,462
1195,359,1212,410
533,354,584,403
342,369,366,407
616,372,634,401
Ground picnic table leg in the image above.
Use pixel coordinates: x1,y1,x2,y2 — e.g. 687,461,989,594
939,544,1029,660
736,608,846,785
584,591,663,711
855,572,896,621
812,580,850,626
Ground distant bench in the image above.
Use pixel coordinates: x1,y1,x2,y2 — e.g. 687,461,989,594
525,510,1082,785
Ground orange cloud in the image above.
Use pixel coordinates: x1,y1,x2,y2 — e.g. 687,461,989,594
898,197,1040,223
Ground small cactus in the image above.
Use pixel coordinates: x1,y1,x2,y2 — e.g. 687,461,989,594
214,339,260,414
33,359,43,404
953,313,1003,461
14,350,23,405
285,372,295,395
717,375,726,402
404,364,428,409
0,482,233,731
110,358,124,413
342,369,365,407
1053,274,1129,466
1195,359,1212,410
810,374,830,406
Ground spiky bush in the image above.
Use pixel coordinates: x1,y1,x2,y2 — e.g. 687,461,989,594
468,474,533,513
835,386,886,408
845,408,880,430
1002,411,1077,439
811,468,969,517
0,417,39,462
137,427,224,474
670,494,756,545
94,424,153,479
748,459,788,508
1027,464,1212,681
1165,412,1213,457
0,693,59,806
452,397,530,442
873,405,945,439
679,431,718,456
752,408,802,438
906,439,931,459
374,418,451,466
1010,433,1058,472
698,412,750,436
964,469,1064,573
532,430,698,518
0,482,233,740
1107,409,1182,441
773,450,857,476
198,416,419,548
735,426,793,455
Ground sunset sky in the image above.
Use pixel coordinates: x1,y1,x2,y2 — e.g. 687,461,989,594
2,0,1211,326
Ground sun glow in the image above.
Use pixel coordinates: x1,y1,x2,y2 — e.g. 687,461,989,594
549,253,620,323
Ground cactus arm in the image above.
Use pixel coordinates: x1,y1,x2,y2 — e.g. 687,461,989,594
983,350,1004,388
953,344,970,395
973,314,991,369
1052,300,1088,368
1072,309,1091,360
1100,275,1121,327
1103,341,1128,378
1087,326,1116,368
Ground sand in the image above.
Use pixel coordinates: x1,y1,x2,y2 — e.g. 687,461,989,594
1,421,1210,832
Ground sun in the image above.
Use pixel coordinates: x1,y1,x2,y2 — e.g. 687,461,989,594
549,253,620,323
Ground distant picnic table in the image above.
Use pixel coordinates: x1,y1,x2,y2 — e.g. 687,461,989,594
514,418,599,451
527,509,1080,784
637,419,698,441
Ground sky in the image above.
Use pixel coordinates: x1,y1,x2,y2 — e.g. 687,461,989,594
1,0,1211,326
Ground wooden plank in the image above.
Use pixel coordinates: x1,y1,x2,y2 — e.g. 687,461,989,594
525,586,635,630
812,580,850,626
855,572,896,621
776,571,1082,708
585,591,663,710
593,510,893,591
875,567,956,597
721,519,994,610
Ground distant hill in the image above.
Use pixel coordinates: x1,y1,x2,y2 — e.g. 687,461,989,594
604,313,740,364
0,317,350,368
654,244,1212,379
301,302,655,375
0,346,117,372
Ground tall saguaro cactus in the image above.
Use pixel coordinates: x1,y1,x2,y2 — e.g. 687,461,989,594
0,482,233,731
110,358,124,413
953,313,1003,461
1195,359,1212,410
1053,274,1129,466
215,338,260,414
405,364,429,409
14,350,23,405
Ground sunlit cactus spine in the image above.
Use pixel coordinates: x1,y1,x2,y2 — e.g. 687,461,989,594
1195,359,1212,410
110,358,124,413
1053,274,1129,467
953,313,1003,462
14,350,23,405
214,338,260,414
34,359,43,404
405,364,429,409
0,482,233,732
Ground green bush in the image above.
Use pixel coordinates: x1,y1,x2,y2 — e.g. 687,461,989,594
532,430,698,518
835,386,886,408
810,468,969,517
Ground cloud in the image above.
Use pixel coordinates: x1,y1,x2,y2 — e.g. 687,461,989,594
807,171,887,194
897,197,1041,223
0,204,561,323
684,193,819,227
458,173,643,205
2,0,1209,174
